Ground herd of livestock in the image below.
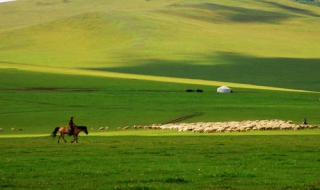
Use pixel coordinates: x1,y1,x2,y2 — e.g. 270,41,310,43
1,119,319,134
123,119,319,133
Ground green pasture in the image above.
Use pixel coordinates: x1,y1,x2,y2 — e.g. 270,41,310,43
1,0,320,90
0,1,320,189
0,69,319,134
0,134,319,189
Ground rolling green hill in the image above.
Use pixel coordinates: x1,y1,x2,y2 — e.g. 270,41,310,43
0,0,320,132
1,0,320,91
1,3,319,190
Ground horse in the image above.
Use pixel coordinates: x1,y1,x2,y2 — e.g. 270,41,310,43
51,125,88,143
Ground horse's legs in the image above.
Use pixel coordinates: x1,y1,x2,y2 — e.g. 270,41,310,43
75,134,78,143
71,135,77,143
71,134,78,143
61,134,67,143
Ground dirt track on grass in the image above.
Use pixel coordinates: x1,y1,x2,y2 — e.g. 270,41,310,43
162,112,203,124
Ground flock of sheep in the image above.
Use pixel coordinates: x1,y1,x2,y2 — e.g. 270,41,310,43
1,120,318,134
0,127,23,132
116,119,319,133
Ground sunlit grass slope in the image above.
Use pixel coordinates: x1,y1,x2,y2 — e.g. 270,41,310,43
1,0,320,91
0,69,319,133
0,62,312,92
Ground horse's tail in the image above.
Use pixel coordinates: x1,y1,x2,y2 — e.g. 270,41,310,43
51,127,60,138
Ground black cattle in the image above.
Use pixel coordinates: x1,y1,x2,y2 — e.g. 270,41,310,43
185,89,195,92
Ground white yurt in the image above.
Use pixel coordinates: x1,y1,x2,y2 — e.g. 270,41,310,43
217,86,232,93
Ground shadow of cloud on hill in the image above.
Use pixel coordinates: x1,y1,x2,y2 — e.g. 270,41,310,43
88,52,320,92
263,1,320,17
157,3,300,24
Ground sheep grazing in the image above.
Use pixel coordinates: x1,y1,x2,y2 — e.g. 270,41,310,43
98,126,108,131
138,119,318,133
132,125,144,130
0,127,3,132
18,128,23,131
11,127,15,131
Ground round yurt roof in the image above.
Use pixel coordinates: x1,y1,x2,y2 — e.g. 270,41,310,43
217,86,232,93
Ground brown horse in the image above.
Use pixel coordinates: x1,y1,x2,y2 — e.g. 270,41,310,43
51,125,88,143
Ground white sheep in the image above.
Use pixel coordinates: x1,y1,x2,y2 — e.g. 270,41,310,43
193,127,204,133
216,127,225,133
139,119,317,133
204,127,216,133
143,126,151,129
98,127,104,131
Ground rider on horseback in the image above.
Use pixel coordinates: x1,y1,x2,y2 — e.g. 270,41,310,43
68,117,76,135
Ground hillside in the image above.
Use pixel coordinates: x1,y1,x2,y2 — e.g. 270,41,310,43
1,0,320,91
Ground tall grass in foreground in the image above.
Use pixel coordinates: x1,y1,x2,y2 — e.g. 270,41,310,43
0,135,319,189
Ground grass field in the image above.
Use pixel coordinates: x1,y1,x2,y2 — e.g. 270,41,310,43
0,69,319,134
1,0,320,90
1,0,320,189
0,0,319,133
1,0,320,91
1,133,320,190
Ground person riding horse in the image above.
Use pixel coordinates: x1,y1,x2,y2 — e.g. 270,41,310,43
52,125,88,143
69,117,76,135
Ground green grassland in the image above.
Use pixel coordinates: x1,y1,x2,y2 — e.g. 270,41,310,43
1,0,320,91
0,0,319,131
0,69,319,134
0,0,320,133
1,1,320,189
1,134,319,189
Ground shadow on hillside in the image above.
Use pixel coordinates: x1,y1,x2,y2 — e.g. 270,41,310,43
157,3,302,24
263,1,320,17
88,52,320,92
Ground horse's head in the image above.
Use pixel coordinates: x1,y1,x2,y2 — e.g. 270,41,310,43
84,127,89,135
82,126,89,135
76,126,89,135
